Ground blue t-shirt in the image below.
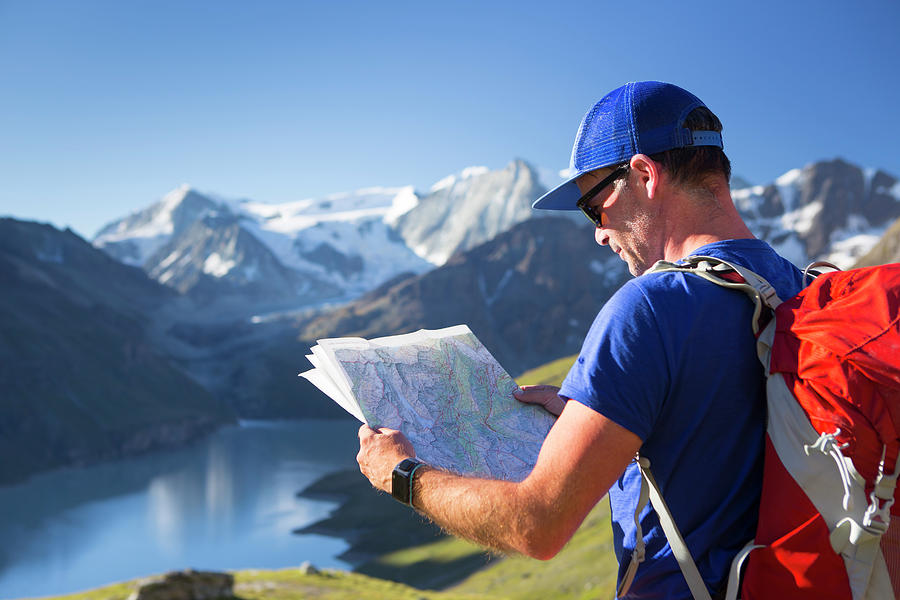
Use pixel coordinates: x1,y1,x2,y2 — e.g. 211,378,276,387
559,239,804,599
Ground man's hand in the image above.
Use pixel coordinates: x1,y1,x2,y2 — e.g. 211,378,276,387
513,384,566,417
357,425,416,493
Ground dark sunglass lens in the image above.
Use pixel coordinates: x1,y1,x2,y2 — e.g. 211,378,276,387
579,205,601,228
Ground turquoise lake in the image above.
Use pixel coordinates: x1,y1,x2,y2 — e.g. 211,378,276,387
0,419,361,599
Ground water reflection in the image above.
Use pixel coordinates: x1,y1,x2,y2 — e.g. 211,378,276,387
204,438,235,535
148,474,186,555
0,419,359,599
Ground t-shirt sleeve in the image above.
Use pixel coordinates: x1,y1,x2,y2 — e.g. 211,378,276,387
559,278,669,441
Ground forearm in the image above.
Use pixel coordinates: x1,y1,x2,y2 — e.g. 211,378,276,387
357,403,640,561
411,466,568,559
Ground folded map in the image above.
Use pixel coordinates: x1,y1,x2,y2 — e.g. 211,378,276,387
299,325,555,481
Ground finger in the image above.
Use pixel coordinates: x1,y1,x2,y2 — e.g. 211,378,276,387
358,424,377,439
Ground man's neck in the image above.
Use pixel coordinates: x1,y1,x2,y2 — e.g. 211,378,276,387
660,187,755,263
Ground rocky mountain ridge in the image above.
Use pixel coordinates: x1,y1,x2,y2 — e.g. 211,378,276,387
733,158,900,268
392,159,552,264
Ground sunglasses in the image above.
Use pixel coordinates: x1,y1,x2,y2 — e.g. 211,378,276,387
575,165,629,228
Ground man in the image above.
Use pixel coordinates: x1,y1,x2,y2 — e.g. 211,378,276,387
357,81,804,598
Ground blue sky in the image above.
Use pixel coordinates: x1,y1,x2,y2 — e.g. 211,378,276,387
1,0,898,239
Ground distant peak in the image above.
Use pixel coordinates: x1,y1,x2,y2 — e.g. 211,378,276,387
509,157,537,170
429,166,490,192
160,184,195,207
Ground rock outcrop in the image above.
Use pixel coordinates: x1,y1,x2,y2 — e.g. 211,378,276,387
127,569,234,600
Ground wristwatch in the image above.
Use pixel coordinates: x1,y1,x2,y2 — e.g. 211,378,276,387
391,458,426,506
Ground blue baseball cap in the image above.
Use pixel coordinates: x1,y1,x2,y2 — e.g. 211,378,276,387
532,81,724,210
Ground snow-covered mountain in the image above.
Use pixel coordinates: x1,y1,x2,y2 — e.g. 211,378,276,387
733,158,900,268
94,185,432,313
95,186,225,266
238,186,428,294
93,161,553,316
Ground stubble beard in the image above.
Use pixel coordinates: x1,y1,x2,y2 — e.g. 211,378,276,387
620,210,655,277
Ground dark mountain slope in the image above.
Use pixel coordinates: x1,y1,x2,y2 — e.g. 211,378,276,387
0,218,235,484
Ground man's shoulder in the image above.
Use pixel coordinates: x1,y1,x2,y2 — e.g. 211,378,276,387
600,271,716,329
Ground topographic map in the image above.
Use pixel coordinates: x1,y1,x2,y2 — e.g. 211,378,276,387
301,325,555,481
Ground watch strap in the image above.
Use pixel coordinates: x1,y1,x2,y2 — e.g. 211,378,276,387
391,458,426,506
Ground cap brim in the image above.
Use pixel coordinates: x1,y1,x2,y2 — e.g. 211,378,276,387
532,175,582,211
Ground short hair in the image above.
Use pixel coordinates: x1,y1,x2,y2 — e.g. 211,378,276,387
648,106,732,188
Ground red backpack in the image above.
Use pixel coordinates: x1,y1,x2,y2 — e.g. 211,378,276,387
628,258,900,600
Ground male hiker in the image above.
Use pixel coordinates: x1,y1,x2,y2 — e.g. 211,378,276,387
357,81,805,598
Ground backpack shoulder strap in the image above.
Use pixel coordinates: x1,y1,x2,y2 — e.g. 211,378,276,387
619,456,713,600
645,255,784,335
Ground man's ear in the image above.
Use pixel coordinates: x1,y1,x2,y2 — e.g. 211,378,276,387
629,154,662,199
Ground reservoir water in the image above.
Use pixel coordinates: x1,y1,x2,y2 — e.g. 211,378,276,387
0,419,361,599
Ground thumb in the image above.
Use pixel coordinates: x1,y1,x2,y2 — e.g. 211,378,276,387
514,384,560,400
513,385,565,416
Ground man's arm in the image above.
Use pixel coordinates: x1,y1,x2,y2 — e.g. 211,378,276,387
357,399,641,559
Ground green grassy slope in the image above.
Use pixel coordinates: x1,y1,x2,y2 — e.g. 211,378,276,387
515,354,579,386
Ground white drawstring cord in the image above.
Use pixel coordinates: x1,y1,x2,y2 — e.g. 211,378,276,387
804,429,854,511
